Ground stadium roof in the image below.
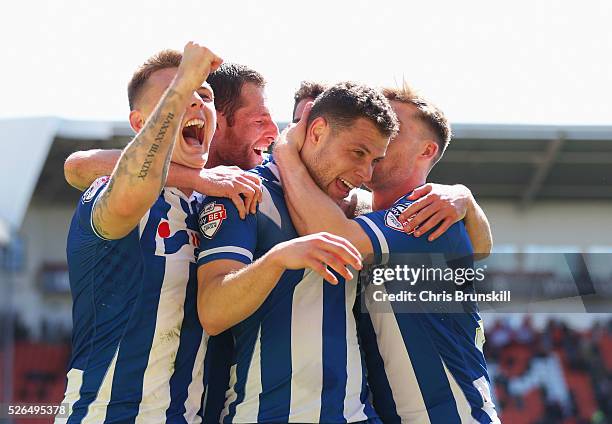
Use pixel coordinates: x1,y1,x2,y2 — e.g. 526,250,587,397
2,117,611,230
430,123,612,207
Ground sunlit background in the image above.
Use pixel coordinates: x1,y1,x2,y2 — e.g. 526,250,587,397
2,0,611,125
1,1,611,423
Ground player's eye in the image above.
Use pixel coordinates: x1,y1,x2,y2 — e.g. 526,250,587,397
353,150,365,158
372,158,382,165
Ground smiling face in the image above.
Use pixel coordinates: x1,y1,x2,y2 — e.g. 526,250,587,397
212,82,278,170
131,67,216,169
301,117,389,203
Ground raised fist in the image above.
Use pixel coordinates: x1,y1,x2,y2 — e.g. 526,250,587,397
175,41,223,93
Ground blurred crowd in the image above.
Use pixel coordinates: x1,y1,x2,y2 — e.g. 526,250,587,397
1,314,611,423
486,317,612,424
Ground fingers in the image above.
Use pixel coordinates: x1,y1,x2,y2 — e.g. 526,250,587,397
231,195,247,220
179,42,222,90
209,167,261,216
285,102,313,150
303,233,364,285
399,196,434,229
413,210,445,237
319,233,362,268
238,181,256,215
297,102,314,130
407,183,433,200
210,55,223,73
242,172,261,184
427,217,454,241
274,233,362,285
401,198,437,234
310,251,353,282
308,260,339,285
237,174,262,214
308,235,362,274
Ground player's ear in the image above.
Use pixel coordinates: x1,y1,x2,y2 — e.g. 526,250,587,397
307,117,327,146
129,110,146,133
420,140,439,160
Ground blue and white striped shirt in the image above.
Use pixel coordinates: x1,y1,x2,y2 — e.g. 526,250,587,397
354,195,500,424
59,177,208,424
197,160,377,423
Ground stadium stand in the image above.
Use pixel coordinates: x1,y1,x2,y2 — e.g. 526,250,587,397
1,118,611,423
487,317,612,423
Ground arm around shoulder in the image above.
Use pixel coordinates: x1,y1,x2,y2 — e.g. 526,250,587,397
64,149,122,191
464,195,493,258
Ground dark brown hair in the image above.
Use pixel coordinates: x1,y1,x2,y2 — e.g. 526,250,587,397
307,81,399,138
206,63,265,126
292,81,328,120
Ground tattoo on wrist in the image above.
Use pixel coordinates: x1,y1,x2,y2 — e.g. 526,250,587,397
92,178,115,238
138,111,175,180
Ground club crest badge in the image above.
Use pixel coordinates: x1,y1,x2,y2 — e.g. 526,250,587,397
384,202,415,235
199,202,227,239
82,176,110,203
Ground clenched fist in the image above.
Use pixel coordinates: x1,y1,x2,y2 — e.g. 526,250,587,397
174,42,223,95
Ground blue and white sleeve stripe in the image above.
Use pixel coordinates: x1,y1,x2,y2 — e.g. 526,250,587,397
197,246,254,266
354,215,389,264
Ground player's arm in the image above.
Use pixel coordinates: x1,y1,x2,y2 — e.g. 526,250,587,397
64,149,121,190
274,127,374,258
197,233,361,335
399,183,493,256
462,193,492,258
65,153,262,218
92,42,222,240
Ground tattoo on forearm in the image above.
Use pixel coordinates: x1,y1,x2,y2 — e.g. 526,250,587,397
91,87,183,238
137,111,175,180
92,177,116,238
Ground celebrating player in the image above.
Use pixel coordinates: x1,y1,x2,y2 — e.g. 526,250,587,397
199,81,495,423
63,62,275,219
196,82,397,423
275,85,499,423
206,63,279,170
57,43,224,423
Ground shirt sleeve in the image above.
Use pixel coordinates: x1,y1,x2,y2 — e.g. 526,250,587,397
354,211,390,265
76,176,112,241
445,222,475,266
197,196,257,267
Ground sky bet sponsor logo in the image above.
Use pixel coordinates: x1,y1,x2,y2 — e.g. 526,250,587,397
199,202,227,239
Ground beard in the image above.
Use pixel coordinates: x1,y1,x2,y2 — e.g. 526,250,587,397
301,149,345,205
210,128,260,170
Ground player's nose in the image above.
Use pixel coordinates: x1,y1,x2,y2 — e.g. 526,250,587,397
264,117,279,142
355,161,375,184
189,92,205,110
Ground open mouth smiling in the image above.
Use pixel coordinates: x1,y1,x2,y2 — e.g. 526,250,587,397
339,178,356,190
182,118,206,146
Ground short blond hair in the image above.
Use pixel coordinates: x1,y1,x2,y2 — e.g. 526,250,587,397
127,49,182,110
382,84,452,160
